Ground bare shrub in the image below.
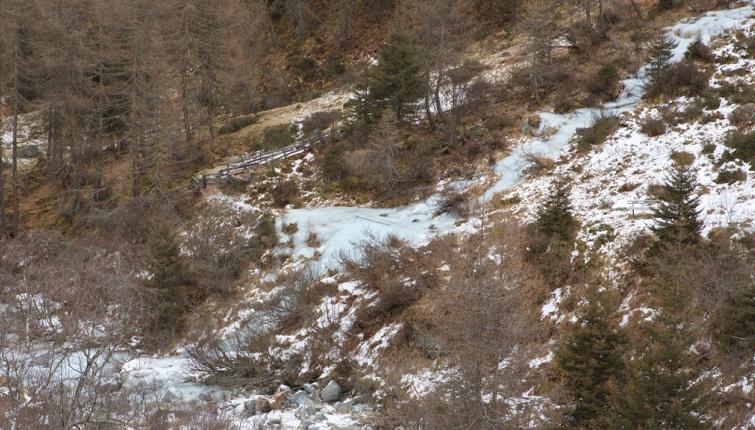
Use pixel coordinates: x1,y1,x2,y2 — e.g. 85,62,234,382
577,112,620,152
301,110,340,136
640,118,667,136
379,225,553,428
434,189,470,217
183,202,252,293
343,235,437,320
271,179,300,208
647,61,710,98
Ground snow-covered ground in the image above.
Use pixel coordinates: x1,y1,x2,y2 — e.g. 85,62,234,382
109,3,755,427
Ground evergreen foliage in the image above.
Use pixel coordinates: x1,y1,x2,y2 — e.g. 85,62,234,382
534,178,577,244
651,164,702,246
554,285,626,428
364,33,426,123
719,282,755,353
646,33,677,85
147,226,189,330
608,311,713,429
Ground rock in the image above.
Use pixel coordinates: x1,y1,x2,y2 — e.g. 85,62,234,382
320,380,342,403
270,391,287,410
17,145,40,159
255,396,272,414
295,401,317,419
334,400,354,414
303,383,317,394
275,384,292,395
527,114,541,129
162,388,182,402
729,103,755,126
289,390,310,407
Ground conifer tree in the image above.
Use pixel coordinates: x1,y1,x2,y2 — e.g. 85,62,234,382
646,32,677,84
366,33,426,122
608,310,712,429
534,178,576,244
147,226,189,329
651,164,702,246
555,285,626,428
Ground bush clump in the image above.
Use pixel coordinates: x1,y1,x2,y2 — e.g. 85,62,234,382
218,114,257,135
684,39,714,63
648,62,710,98
578,113,620,152
726,131,755,168
640,118,667,136
715,167,747,184
262,123,297,150
587,65,621,101
271,180,300,207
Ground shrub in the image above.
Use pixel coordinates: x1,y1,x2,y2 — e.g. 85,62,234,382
728,103,755,126
435,189,469,218
715,167,747,184
218,114,257,135
302,110,340,135
640,118,667,136
587,65,620,100
320,142,347,181
578,113,620,152
670,150,695,166
262,123,297,149
726,131,755,168
271,180,299,208
648,62,709,98
684,39,714,63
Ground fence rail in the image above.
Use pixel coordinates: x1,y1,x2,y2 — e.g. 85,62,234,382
190,132,327,190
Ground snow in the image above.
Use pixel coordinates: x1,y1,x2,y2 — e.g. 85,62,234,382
95,4,755,426
275,1,755,271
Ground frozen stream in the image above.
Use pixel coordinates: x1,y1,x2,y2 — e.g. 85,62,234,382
279,2,755,269
120,0,755,411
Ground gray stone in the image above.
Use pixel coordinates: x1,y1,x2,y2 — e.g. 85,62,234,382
162,388,182,402
334,400,354,414
303,383,317,394
17,145,40,159
319,380,342,402
289,390,309,406
255,396,272,414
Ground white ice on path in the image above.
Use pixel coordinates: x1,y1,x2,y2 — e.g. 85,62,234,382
279,1,755,270
117,3,755,425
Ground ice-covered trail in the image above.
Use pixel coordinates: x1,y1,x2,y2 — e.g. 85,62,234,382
119,0,755,411
278,2,755,270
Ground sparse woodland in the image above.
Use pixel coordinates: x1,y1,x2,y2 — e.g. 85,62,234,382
0,0,754,428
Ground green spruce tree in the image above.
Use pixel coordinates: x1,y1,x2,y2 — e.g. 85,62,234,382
555,285,626,428
365,33,426,122
646,33,677,85
651,164,702,246
535,178,577,244
608,311,713,429
147,226,189,331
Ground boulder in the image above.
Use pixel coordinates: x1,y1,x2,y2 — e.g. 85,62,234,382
270,391,287,410
303,383,317,395
255,396,272,414
289,390,310,407
17,145,40,159
320,380,342,403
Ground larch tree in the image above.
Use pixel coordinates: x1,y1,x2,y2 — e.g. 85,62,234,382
0,0,37,233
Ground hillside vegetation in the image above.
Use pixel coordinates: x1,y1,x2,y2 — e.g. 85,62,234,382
1,0,754,429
